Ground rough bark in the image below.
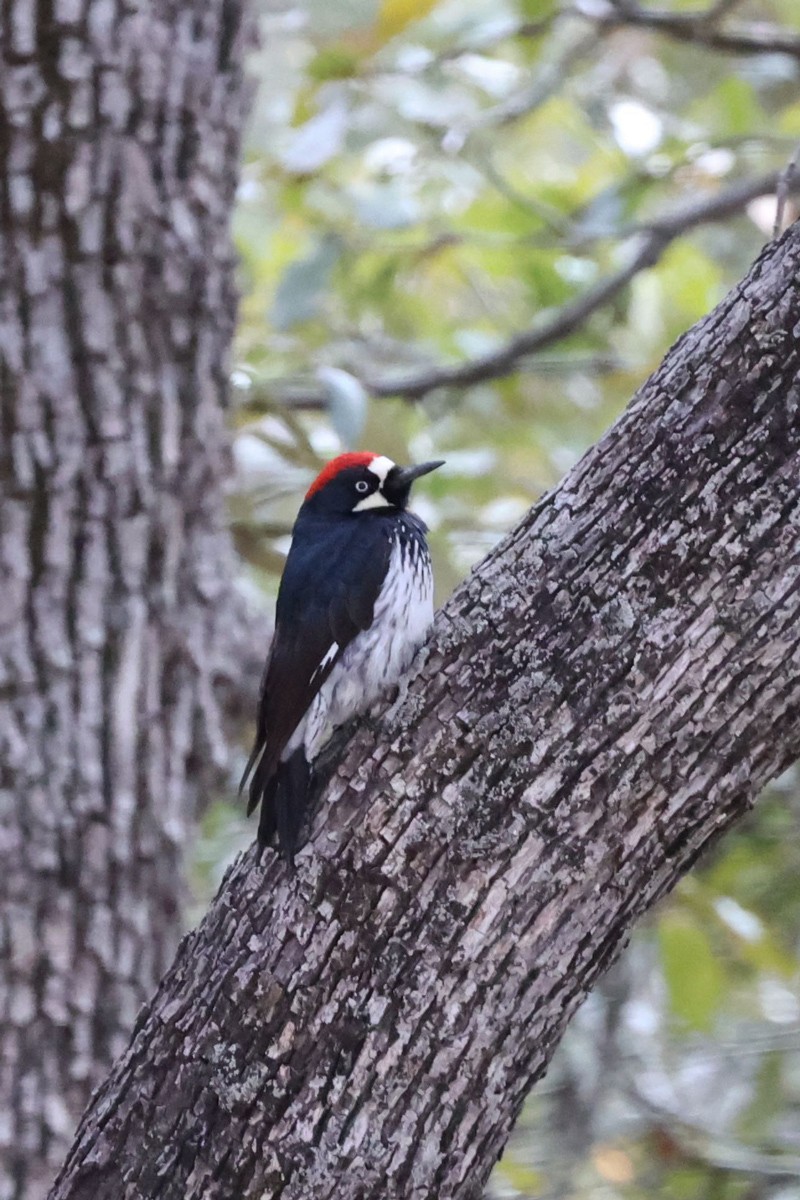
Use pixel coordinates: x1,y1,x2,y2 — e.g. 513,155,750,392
48,223,800,1198
0,3,255,1197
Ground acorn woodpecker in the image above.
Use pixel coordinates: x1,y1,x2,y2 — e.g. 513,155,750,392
241,451,443,864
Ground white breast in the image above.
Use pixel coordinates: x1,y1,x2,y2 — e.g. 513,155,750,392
301,537,433,759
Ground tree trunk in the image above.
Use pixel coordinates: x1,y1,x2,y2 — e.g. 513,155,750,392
48,225,800,1198
0,3,253,1197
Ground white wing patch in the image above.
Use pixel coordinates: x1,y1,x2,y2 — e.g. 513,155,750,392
302,537,434,759
312,642,339,681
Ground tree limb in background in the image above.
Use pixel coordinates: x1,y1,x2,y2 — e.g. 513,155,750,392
584,0,800,60
50,223,800,1199
363,171,793,400
258,172,795,413
443,0,790,69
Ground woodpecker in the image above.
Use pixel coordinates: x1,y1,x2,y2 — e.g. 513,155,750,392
241,451,443,864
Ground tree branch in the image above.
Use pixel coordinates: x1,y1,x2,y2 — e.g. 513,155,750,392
365,171,792,401
587,0,800,60
257,172,795,414
51,224,800,1199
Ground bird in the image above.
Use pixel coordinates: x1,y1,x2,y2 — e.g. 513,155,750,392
241,451,443,865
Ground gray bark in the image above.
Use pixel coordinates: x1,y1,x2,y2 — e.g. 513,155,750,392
0,3,255,1197
49,226,800,1198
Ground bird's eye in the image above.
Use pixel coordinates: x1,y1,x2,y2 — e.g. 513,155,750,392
355,480,370,493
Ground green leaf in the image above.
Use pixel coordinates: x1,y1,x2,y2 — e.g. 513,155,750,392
279,96,349,175
272,235,341,331
659,914,725,1032
308,46,362,82
378,0,440,39
696,76,763,138
318,367,368,448
516,0,558,19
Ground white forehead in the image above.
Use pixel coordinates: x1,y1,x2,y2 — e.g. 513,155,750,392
366,455,395,484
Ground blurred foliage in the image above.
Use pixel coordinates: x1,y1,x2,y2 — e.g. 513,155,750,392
198,0,800,1195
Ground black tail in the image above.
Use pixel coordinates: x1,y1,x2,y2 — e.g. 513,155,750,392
244,747,312,868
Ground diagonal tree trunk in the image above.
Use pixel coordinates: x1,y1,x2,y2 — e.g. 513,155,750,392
48,225,800,1199
0,3,255,1197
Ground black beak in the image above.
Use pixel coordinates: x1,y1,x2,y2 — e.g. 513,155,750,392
390,460,445,489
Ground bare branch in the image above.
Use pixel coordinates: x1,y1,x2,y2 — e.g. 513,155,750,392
584,0,800,60
255,172,796,413
365,171,795,401
249,355,624,414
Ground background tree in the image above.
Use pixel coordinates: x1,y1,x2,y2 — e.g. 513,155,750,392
0,3,259,1198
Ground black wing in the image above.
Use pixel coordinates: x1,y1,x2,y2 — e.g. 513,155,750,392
241,516,393,819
